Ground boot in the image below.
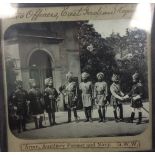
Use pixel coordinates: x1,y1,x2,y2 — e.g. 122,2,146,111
68,109,71,123
17,119,21,133
22,118,27,131
84,108,89,122
39,116,45,128
73,108,78,122
137,112,142,125
98,109,103,122
128,112,135,123
52,112,57,125
34,117,39,129
88,108,93,122
114,110,119,122
119,105,124,121
48,113,52,126
102,108,106,122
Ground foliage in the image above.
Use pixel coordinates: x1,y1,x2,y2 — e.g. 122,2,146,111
76,22,148,98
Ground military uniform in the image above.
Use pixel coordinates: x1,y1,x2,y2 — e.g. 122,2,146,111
44,84,58,126
128,82,143,108
79,72,93,122
110,74,124,122
29,88,44,115
59,72,78,123
9,81,28,133
128,73,143,124
28,79,45,129
94,72,108,122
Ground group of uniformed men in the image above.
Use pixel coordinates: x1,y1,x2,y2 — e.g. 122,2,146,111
9,71,143,133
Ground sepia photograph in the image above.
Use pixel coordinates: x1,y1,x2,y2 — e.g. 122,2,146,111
4,19,149,139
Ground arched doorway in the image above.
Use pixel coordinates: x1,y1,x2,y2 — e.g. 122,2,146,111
29,50,53,91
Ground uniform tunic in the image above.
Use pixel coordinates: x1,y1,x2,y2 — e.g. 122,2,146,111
110,83,124,106
94,81,108,106
44,87,58,113
61,82,78,108
79,81,93,107
28,88,44,115
9,88,28,116
128,82,143,108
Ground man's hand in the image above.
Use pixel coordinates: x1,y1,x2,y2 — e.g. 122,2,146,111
133,95,141,101
123,95,129,100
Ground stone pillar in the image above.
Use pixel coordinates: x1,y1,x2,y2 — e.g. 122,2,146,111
5,42,22,81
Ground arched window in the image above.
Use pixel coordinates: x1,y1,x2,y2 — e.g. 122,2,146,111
29,50,53,91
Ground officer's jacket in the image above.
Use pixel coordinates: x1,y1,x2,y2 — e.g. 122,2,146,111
79,81,93,95
29,88,42,103
44,87,58,111
9,88,28,114
28,88,43,114
128,82,143,101
94,81,108,98
60,82,77,95
110,83,124,105
59,82,78,106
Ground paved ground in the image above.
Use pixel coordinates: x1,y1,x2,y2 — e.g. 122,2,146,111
13,102,149,139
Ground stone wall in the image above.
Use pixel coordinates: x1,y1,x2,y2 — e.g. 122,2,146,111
4,22,81,110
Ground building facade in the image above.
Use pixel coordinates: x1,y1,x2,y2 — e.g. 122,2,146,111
4,22,81,110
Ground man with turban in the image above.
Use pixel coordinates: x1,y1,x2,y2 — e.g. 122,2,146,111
110,73,125,122
94,72,108,122
59,72,78,123
79,72,93,122
9,80,29,133
44,77,58,126
28,79,45,129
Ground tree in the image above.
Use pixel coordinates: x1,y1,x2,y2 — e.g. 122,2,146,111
76,22,117,83
77,22,148,99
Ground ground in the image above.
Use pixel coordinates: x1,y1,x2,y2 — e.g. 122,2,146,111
13,102,149,139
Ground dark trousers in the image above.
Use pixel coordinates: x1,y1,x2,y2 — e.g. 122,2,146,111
84,106,92,120
68,108,77,122
48,112,56,125
113,104,123,120
98,106,106,120
17,115,26,133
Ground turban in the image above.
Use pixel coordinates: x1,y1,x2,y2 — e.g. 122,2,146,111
111,74,119,82
96,72,104,79
81,72,90,79
45,77,53,86
66,72,73,79
29,79,36,86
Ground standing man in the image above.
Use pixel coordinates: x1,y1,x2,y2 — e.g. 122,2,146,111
44,77,58,126
79,72,93,122
28,79,45,129
9,80,29,133
110,74,125,122
94,72,108,122
59,72,78,123
126,72,143,124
